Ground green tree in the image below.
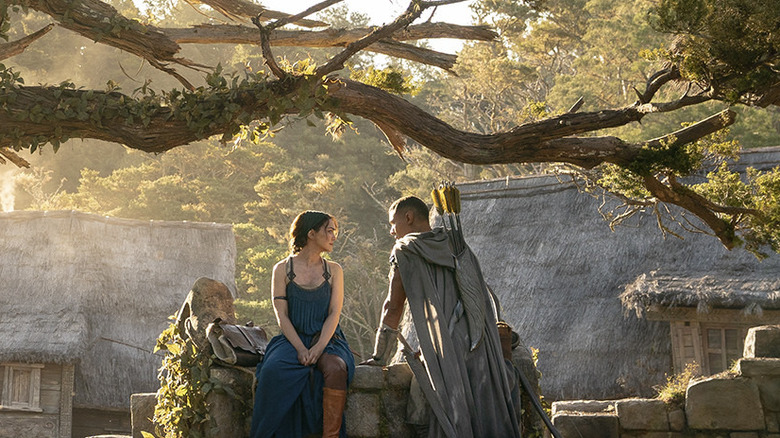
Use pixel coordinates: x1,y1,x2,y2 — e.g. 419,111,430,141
1,0,779,251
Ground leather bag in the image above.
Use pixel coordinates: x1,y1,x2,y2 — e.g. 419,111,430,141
206,317,269,367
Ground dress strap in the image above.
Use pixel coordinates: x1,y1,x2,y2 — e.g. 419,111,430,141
322,258,331,282
286,255,296,282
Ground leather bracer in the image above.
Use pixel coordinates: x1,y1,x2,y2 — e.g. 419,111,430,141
371,323,399,366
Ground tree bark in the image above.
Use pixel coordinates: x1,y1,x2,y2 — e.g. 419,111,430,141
0,24,54,61
0,78,734,167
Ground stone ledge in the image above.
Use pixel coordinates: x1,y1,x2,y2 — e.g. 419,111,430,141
130,393,156,438
685,376,765,430
615,398,669,431
744,325,780,359
551,399,615,416
737,358,780,377
552,412,619,438
386,363,413,388
351,365,385,390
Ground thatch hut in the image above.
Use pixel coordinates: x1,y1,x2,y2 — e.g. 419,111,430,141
456,147,780,401
0,210,236,438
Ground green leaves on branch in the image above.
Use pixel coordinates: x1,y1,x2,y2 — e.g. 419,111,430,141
0,60,333,155
694,164,780,255
349,66,419,96
650,0,780,104
593,128,780,254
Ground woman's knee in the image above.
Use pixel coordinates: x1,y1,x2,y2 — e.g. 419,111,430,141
318,354,347,389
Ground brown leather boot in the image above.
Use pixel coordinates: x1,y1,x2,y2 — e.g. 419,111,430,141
322,387,347,438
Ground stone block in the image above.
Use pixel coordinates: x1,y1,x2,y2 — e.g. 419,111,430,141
685,377,765,430
551,400,615,416
744,325,780,358
206,368,254,438
616,398,669,430
130,393,156,438
352,365,385,390
622,433,685,438
729,433,759,438
345,392,382,438
767,412,780,433
668,409,686,432
552,413,619,438
738,358,780,377
753,376,780,411
381,389,414,438
86,435,131,438
386,363,413,389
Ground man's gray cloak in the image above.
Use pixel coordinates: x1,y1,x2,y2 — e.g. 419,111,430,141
392,227,521,437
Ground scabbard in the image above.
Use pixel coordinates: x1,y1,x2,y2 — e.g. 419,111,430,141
396,332,458,438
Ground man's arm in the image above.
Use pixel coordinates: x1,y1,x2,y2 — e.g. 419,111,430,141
364,265,407,366
380,266,406,329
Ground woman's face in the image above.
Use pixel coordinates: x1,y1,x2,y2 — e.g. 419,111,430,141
308,219,338,252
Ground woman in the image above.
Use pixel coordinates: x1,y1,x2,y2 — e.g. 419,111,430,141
250,211,355,438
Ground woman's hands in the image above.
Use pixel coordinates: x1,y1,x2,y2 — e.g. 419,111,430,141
297,342,326,366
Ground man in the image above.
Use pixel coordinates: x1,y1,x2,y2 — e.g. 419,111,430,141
365,196,521,437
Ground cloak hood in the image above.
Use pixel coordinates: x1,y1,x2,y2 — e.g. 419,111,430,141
394,227,455,269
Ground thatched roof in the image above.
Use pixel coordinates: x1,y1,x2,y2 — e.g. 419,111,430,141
456,147,780,401
621,270,780,317
0,210,236,409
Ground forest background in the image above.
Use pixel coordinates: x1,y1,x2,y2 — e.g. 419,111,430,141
3,0,780,358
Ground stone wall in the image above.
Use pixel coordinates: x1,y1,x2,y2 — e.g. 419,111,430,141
131,357,538,438
131,363,416,438
550,325,780,438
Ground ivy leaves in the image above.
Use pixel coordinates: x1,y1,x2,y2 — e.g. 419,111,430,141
0,61,334,155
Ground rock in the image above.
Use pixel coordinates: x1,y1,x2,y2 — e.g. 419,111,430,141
130,393,156,438
729,433,759,438
766,410,780,433
176,277,236,350
615,398,669,431
382,389,414,438
737,357,780,377
345,392,382,437
685,376,764,430
744,325,780,358
551,400,615,416
386,363,413,388
552,413,619,438
352,365,385,390
668,408,686,432
205,367,254,438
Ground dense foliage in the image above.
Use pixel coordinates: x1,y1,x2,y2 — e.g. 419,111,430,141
3,0,780,350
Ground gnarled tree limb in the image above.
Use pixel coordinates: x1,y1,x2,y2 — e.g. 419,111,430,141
0,24,54,61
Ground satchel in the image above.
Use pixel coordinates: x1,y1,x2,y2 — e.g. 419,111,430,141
206,317,269,367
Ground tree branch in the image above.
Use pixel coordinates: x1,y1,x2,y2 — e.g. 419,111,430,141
634,66,681,104
0,79,731,170
252,18,288,79
0,148,30,168
316,1,429,76
264,0,344,31
162,22,494,70
643,173,737,248
0,24,54,61
184,0,327,27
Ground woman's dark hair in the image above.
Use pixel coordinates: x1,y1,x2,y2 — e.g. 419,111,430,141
289,211,337,254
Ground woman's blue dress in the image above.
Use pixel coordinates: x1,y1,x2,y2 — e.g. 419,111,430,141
250,267,355,438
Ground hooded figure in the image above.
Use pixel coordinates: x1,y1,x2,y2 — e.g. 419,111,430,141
366,196,521,437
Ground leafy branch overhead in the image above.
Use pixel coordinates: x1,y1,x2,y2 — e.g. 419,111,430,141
1,0,779,252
